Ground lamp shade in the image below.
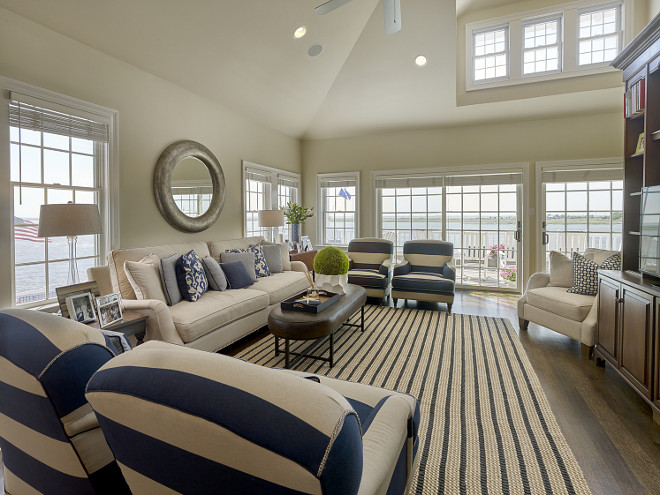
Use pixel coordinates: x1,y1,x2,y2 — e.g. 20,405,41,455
258,210,284,228
37,204,102,237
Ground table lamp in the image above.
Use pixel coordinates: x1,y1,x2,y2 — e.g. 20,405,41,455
258,209,284,243
38,203,102,284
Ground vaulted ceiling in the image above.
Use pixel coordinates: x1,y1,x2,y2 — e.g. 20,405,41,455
0,0,622,139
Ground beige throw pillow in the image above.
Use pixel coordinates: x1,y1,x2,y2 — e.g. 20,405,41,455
124,254,167,303
547,251,574,287
584,248,620,266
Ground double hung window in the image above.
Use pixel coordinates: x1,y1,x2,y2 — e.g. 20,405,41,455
317,173,359,246
242,162,300,240
9,92,115,307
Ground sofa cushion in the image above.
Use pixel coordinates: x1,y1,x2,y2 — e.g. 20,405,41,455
220,261,253,289
124,255,167,304
584,248,620,266
547,251,573,287
347,269,388,289
567,252,598,296
201,256,227,291
526,286,595,321
208,236,264,261
391,272,454,293
175,251,208,302
221,252,257,282
159,253,183,306
251,271,310,305
168,290,269,343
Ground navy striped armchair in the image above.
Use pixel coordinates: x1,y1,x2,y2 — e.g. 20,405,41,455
0,309,130,495
86,341,420,494
347,237,394,303
391,240,456,313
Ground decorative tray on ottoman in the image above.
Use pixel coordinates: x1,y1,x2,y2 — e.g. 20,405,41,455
280,290,339,313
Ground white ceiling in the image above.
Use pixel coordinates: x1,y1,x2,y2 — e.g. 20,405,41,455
0,0,622,139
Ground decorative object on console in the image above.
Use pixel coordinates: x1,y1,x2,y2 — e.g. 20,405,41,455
281,201,314,243
153,140,225,233
175,250,208,302
314,246,350,294
55,280,101,319
96,293,124,328
257,209,284,243
65,292,97,324
37,202,102,284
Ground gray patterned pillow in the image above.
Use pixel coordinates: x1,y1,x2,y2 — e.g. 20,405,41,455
567,252,598,296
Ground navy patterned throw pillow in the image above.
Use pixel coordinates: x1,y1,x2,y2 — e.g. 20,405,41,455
567,252,599,296
228,246,271,278
175,250,208,302
600,252,622,271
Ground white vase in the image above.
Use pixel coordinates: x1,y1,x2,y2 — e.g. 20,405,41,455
315,273,349,295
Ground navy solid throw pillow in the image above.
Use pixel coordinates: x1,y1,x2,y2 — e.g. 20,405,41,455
220,261,253,289
175,250,208,302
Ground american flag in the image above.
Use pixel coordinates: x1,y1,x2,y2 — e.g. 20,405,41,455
14,217,45,242
338,187,352,200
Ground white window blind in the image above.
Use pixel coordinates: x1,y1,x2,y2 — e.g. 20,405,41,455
541,167,623,183
375,175,445,188
445,172,523,186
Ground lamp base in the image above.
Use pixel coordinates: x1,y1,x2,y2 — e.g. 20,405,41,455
67,235,80,285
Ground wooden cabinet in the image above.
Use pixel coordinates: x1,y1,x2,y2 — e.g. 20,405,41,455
619,284,654,398
596,271,658,412
597,275,620,365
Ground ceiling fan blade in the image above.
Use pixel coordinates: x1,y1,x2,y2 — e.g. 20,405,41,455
315,0,354,15
384,0,401,34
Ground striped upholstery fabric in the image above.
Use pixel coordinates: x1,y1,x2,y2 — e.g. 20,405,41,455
0,309,129,495
86,341,419,495
347,237,394,300
391,240,455,311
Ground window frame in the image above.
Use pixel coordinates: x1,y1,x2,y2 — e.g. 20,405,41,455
465,0,631,91
241,161,300,240
535,158,624,272
1,76,119,309
522,15,563,77
473,24,510,83
577,4,623,68
317,172,360,248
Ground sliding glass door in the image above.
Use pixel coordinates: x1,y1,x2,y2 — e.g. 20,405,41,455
376,172,522,291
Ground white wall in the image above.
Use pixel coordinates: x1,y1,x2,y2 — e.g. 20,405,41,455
0,7,300,307
301,112,623,279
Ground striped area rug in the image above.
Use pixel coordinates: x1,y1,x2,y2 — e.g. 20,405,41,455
237,306,592,495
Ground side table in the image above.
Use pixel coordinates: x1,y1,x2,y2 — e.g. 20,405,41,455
87,311,148,345
290,249,317,272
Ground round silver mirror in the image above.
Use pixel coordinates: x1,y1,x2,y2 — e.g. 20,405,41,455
153,140,225,232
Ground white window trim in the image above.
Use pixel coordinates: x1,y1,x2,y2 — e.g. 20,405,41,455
473,24,510,84
241,161,300,237
316,171,360,248
465,0,633,91
0,76,119,309
372,163,531,290
535,157,623,272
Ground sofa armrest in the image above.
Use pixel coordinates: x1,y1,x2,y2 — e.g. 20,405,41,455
443,263,456,281
393,260,411,277
525,272,550,292
581,296,599,347
289,260,308,273
379,258,392,277
121,299,184,346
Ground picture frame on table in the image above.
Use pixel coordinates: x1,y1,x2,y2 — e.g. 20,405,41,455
96,293,123,328
56,281,101,319
65,293,97,324
301,235,313,251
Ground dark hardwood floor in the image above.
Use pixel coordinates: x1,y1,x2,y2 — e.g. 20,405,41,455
2,290,659,494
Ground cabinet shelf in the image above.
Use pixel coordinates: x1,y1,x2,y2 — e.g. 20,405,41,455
631,151,644,158
630,191,642,197
653,130,660,141
627,110,645,120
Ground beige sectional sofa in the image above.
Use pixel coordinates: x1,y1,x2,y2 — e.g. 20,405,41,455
94,236,310,352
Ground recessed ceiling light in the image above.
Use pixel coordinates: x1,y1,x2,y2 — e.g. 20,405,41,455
293,26,307,39
415,55,427,67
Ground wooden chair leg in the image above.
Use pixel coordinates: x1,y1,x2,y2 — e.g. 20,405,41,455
393,298,398,308
519,318,529,330
581,343,593,359
447,303,452,314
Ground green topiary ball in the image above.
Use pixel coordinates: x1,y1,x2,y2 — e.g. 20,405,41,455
313,246,349,275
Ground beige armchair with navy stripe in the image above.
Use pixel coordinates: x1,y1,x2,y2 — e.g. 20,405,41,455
86,340,420,494
0,309,130,494
391,240,456,313
347,237,394,304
